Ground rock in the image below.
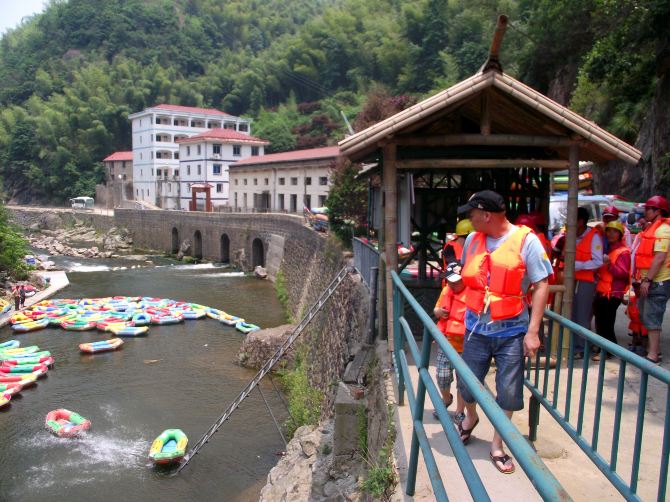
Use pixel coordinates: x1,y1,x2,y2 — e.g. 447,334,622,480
176,239,191,260
254,266,268,279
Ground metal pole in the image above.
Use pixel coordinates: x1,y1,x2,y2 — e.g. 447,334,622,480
366,267,379,344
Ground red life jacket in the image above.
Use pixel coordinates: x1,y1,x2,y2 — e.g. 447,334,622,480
436,287,467,352
575,227,599,282
461,226,531,321
626,294,648,336
633,217,670,279
595,245,631,298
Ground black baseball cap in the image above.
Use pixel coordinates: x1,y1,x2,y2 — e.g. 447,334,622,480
457,190,506,215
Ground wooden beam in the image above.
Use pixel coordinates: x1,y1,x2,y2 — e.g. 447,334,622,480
480,92,491,135
561,143,580,322
396,159,570,170
396,134,575,147
382,143,398,346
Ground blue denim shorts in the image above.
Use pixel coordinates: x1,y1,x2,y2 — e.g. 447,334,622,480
639,281,670,330
457,332,525,411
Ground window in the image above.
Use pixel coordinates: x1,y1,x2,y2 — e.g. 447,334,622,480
264,178,269,185
213,144,221,154
140,136,142,144
290,177,298,185
233,145,241,156
305,177,312,185
155,118,160,124
244,179,247,185
197,165,201,175
156,169,161,177
304,195,311,209
168,184,171,193
136,189,139,196
243,193,247,207
151,152,154,159
174,152,179,159
278,194,284,210
234,179,238,185
187,146,191,156
140,153,143,160
253,178,258,185
122,161,126,169
290,194,297,212
123,174,127,180
141,169,143,176
234,193,238,207
188,183,192,193
187,166,191,175
213,164,222,175
319,176,328,185
252,146,259,156
197,145,201,155
216,183,223,193
318,195,327,206
279,177,285,185
239,123,248,132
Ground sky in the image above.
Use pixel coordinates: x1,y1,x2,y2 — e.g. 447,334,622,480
0,0,47,35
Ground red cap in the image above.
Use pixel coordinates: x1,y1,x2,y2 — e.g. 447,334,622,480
529,210,546,226
602,205,619,217
645,195,669,213
515,214,537,230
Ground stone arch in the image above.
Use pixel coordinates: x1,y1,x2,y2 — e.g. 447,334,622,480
252,238,265,268
220,233,230,263
193,230,203,260
171,227,179,254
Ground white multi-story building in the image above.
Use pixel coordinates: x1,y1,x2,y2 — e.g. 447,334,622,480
128,104,252,209
176,129,269,210
229,146,338,212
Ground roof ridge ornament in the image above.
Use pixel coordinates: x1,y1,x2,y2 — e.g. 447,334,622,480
479,15,508,74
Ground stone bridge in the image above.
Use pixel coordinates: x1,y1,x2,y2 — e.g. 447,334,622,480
114,209,317,280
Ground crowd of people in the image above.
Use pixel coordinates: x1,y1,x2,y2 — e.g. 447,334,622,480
431,189,670,475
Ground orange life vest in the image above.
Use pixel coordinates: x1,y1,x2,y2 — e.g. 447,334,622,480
436,287,467,351
633,218,670,278
575,227,598,282
461,226,531,321
626,294,648,336
595,245,631,298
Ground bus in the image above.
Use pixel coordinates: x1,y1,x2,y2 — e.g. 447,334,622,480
70,196,94,210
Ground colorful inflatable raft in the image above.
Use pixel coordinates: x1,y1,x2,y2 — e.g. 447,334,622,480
149,428,188,465
79,338,124,354
235,321,260,334
45,409,91,437
0,392,10,409
109,325,148,337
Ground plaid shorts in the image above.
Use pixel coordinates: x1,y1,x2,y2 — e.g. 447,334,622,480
435,347,454,390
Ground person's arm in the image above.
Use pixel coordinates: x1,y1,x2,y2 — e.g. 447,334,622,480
525,278,549,357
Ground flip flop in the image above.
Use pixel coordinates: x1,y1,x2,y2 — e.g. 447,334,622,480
432,395,454,420
458,418,479,444
490,452,515,474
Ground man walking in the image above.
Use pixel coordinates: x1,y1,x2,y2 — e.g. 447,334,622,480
456,190,552,474
633,195,670,364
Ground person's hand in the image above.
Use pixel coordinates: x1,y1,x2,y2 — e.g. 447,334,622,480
434,307,447,319
640,280,651,297
524,330,541,358
602,254,610,266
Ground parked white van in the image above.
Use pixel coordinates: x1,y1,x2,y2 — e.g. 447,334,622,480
70,196,94,210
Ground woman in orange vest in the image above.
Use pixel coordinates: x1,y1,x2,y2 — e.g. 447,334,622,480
441,219,472,286
592,221,631,361
433,262,467,421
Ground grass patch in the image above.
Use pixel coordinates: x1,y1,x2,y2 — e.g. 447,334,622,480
274,268,292,322
278,347,324,437
360,403,398,501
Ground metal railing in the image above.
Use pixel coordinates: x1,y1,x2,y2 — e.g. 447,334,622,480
352,237,380,288
527,309,670,502
391,271,570,501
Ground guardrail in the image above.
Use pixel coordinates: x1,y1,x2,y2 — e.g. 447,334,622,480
391,271,570,501
352,237,380,288
527,309,670,502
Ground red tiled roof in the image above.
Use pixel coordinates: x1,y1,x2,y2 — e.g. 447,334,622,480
103,151,133,162
176,128,269,144
153,104,230,116
232,146,340,167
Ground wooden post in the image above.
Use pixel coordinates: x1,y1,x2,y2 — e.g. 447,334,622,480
383,143,398,347
561,144,579,324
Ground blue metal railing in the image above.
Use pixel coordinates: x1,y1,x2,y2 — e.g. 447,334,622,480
527,309,670,502
391,271,570,501
352,237,380,288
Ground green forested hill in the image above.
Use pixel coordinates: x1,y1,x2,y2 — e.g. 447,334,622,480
0,0,667,202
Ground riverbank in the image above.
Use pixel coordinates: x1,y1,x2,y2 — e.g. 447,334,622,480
0,271,69,328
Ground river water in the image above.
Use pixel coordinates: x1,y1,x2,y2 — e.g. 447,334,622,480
0,257,288,502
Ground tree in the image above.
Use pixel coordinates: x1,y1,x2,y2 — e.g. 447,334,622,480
0,202,29,279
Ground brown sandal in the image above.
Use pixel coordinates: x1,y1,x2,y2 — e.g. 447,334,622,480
458,418,479,444
490,452,515,474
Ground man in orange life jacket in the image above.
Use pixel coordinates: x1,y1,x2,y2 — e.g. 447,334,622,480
592,221,631,361
569,206,604,359
633,195,670,364
455,190,552,474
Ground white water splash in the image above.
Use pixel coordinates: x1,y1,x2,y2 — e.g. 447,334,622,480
201,272,245,278
69,263,112,272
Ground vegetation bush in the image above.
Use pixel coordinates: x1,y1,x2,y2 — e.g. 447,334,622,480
0,203,29,279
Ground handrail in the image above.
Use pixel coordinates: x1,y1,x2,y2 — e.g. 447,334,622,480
352,237,380,288
527,308,670,502
391,271,570,501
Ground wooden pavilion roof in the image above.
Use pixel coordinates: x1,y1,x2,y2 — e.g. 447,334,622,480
339,70,641,167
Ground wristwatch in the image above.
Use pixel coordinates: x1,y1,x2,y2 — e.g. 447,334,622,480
642,277,652,283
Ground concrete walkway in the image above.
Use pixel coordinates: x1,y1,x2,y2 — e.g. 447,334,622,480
392,305,670,501
0,271,69,328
